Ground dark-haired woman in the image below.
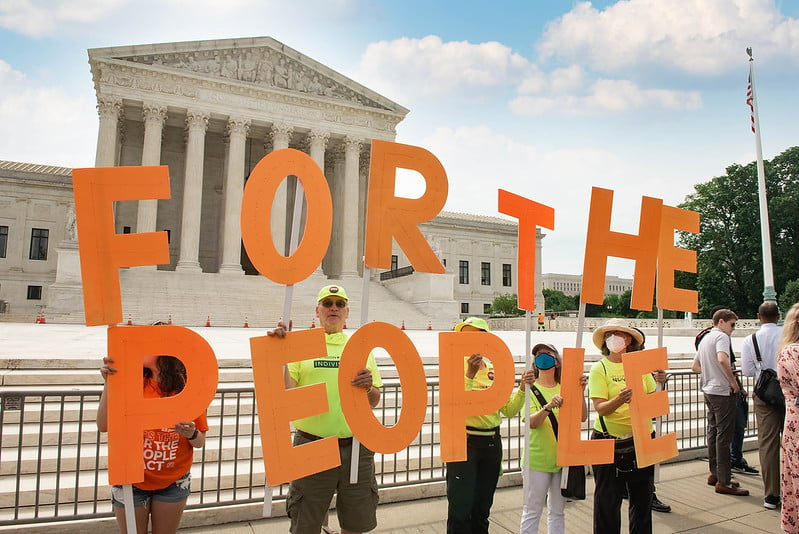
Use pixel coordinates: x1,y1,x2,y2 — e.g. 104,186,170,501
97,355,208,534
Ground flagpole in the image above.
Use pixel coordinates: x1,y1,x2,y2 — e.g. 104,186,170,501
746,47,777,304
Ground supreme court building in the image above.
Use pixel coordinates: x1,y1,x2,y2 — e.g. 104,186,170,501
0,37,545,328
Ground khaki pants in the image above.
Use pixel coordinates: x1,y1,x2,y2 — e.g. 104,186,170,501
753,393,785,498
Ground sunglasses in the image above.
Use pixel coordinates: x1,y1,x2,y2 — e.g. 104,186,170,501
321,299,347,308
729,322,737,329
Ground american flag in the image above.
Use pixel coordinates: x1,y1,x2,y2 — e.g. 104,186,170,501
746,73,755,133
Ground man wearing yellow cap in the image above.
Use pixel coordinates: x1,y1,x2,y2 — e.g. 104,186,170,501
446,317,535,534
268,285,382,534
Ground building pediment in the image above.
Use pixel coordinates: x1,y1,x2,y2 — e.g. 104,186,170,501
88,37,407,115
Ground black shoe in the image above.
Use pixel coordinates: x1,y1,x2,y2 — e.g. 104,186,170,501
731,463,759,475
651,495,671,513
764,495,780,509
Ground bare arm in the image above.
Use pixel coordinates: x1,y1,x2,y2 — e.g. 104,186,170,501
717,351,740,393
96,357,116,432
592,387,632,417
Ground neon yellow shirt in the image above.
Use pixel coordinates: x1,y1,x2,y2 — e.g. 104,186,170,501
463,358,525,430
588,357,656,437
288,332,383,438
528,383,560,472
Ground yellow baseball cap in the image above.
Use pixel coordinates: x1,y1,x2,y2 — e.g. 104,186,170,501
454,317,490,332
317,285,348,302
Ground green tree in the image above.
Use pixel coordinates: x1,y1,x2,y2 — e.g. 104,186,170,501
489,293,524,316
542,289,578,313
782,278,799,314
678,147,799,317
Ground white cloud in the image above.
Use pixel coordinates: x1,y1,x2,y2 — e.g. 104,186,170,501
397,124,687,275
510,78,702,116
353,35,533,102
538,0,799,75
0,0,126,38
0,59,96,166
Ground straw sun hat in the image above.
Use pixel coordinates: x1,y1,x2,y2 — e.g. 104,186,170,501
592,318,644,351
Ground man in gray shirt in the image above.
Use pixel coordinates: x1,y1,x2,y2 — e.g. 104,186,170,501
692,308,749,496
741,301,784,510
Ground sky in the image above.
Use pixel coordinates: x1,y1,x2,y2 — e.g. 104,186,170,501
1,0,798,278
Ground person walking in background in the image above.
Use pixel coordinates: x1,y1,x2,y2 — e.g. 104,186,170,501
692,309,749,496
696,305,759,476
446,317,535,534
777,302,799,533
520,343,587,534
589,318,667,533
741,301,784,510
538,312,546,331
97,354,208,534
268,285,382,534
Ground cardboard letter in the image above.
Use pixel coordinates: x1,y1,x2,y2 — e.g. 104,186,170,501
623,347,678,467
364,139,447,273
438,331,515,462
250,329,340,486
72,166,171,326
241,148,332,284
106,325,218,485
497,190,555,311
580,187,662,310
556,348,614,466
339,322,427,453
657,205,700,312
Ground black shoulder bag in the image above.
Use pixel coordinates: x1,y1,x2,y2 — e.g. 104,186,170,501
752,333,785,409
530,385,586,500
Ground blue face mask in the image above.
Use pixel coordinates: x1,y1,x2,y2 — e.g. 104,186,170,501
535,352,557,370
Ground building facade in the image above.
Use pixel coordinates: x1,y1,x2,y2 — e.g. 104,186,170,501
0,37,549,327
540,272,633,297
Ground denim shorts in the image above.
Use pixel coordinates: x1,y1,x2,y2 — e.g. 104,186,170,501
111,472,191,507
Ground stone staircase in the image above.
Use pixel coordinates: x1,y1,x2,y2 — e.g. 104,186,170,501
42,270,455,330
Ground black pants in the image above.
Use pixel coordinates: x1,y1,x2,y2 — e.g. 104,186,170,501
592,431,654,534
446,432,502,534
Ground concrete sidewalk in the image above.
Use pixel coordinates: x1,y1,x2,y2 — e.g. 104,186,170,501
182,453,780,533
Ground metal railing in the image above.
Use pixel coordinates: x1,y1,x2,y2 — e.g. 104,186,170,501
379,265,415,281
0,371,756,526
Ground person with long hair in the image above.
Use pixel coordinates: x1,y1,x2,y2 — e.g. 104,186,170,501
97,353,208,534
777,302,799,533
520,343,587,534
588,318,667,534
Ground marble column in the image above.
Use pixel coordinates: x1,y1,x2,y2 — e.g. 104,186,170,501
176,110,209,272
308,130,329,275
219,117,251,274
95,98,123,167
340,136,361,276
268,123,293,256
136,103,167,264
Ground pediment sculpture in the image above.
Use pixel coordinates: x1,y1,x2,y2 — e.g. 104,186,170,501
116,48,388,111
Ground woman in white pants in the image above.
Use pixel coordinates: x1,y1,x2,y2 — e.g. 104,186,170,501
520,343,587,534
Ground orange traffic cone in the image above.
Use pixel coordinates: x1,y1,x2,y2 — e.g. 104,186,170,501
243,316,249,328
205,315,211,327
310,319,316,328
167,314,173,325
34,311,41,324
401,320,405,330
427,320,432,330
127,314,133,326
39,311,46,324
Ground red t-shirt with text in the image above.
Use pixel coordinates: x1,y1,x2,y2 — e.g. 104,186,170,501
137,379,209,491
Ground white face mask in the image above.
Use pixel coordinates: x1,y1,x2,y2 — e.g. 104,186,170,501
605,334,627,353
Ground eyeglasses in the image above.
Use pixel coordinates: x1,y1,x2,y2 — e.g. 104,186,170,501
729,322,737,329
321,299,347,309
